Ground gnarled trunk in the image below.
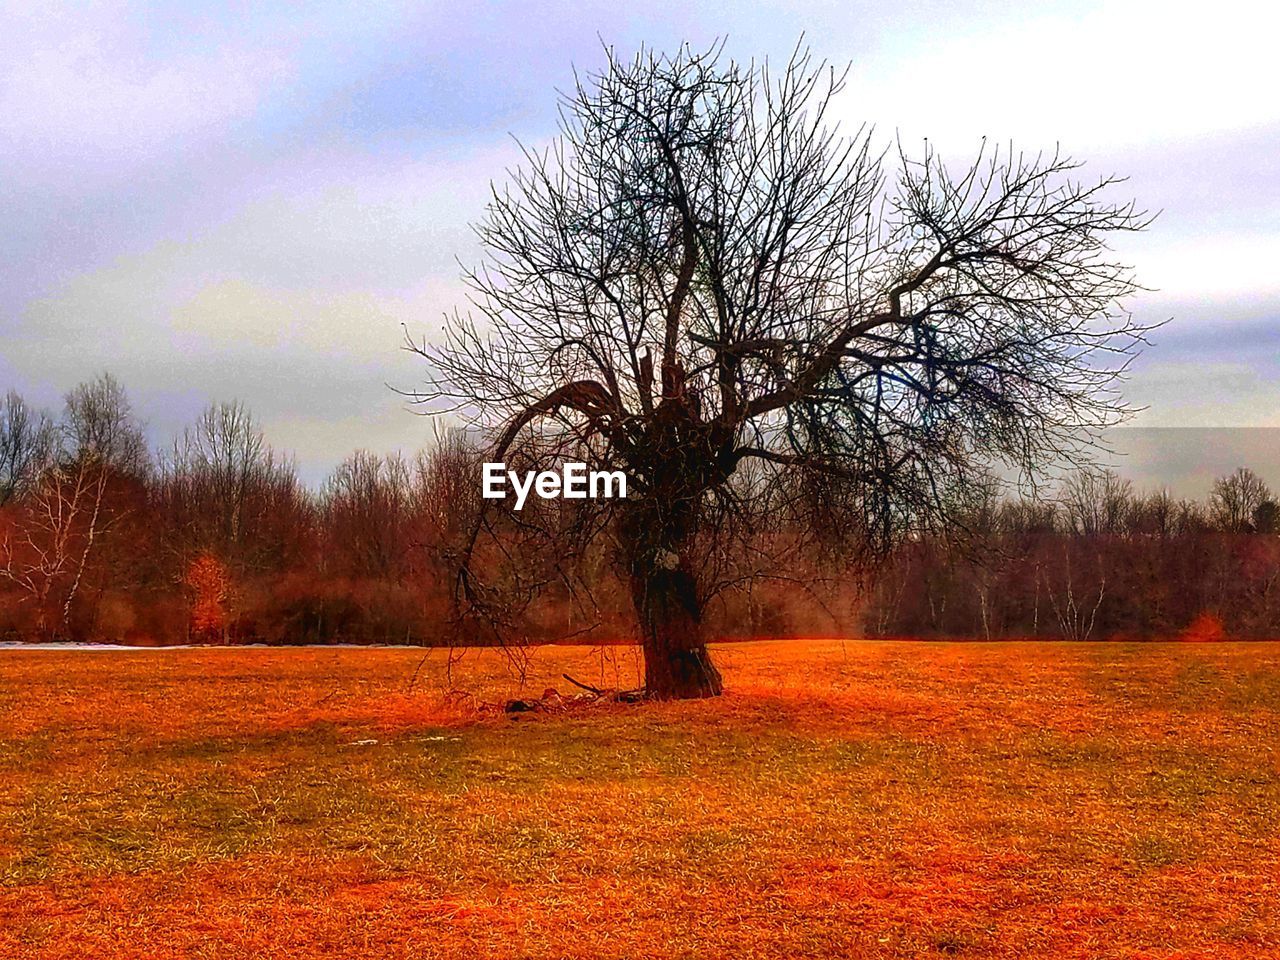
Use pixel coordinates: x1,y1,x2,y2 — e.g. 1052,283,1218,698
623,504,723,699
630,550,722,698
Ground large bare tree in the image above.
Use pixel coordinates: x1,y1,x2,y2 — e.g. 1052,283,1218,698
410,43,1152,699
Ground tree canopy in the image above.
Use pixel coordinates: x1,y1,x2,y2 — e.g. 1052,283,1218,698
411,42,1154,698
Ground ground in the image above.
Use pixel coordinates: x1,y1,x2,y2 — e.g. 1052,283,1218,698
1,640,1278,959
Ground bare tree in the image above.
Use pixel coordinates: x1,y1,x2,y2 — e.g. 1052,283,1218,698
323,451,412,578
161,402,301,567
410,43,1152,698
1253,499,1279,535
1,375,148,638
411,427,481,550
0,391,54,507
156,401,307,641
1210,467,1274,533
1060,469,1134,538
61,374,149,478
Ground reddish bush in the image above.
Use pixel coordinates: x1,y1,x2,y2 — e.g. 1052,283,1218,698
184,552,230,643
1180,612,1227,643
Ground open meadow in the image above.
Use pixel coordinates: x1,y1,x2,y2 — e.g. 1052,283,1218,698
2,640,1279,959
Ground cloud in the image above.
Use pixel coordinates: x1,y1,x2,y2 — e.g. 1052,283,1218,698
2,140,507,480
9,257,452,471
1097,428,1280,498
7,265,453,484
1125,359,1280,428
0,3,294,187
834,0,1280,153
3,0,1279,486
12,138,505,346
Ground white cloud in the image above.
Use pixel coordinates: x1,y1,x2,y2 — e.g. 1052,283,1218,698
16,246,468,381
0,4,294,183
838,1,1280,152
5,143,503,475
261,410,443,474
1122,232,1280,302
1126,360,1280,427
16,139,505,355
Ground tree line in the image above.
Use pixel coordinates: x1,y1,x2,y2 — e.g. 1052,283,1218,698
865,467,1280,640
2,373,1276,645
0,374,473,644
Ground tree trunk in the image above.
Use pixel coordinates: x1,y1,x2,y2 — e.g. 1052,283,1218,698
618,402,723,699
629,548,723,700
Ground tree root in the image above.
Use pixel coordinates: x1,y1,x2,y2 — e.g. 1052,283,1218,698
502,677,648,714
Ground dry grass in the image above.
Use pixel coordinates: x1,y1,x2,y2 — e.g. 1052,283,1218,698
2,640,1279,959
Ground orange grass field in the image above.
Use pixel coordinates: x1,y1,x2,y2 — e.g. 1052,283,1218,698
2,640,1279,959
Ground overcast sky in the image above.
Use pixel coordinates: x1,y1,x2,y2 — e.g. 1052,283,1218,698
2,0,1278,486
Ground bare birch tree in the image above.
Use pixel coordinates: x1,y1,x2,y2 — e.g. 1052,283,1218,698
1,374,147,638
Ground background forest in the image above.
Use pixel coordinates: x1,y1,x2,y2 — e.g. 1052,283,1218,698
3,374,1278,646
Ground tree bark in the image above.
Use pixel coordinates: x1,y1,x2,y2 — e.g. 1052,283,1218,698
628,546,723,700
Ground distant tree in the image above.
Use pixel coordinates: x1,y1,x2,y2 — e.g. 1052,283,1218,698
410,427,480,551
322,451,412,578
1060,469,1134,538
412,43,1152,698
1252,499,1279,535
1130,488,1176,539
405,429,487,625
0,390,54,507
1210,467,1273,533
184,550,230,642
61,373,149,478
0,375,148,638
160,401,304,575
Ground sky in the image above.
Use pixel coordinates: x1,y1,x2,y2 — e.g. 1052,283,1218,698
2,0,1278,488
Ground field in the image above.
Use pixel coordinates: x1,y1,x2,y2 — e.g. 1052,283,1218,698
2,641,1279,959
